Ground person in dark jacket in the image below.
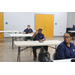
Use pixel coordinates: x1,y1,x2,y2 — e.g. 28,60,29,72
70,25,75,31
56,33,75,59
70,25,75,36
23,25,33,41
31,28,48,61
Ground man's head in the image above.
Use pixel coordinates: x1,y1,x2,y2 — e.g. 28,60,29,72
38,28,42,34
27,25,31,30
73,25,75,28
74,25,75,28
63,33,72,44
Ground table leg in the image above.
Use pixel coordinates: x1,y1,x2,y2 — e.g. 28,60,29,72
15,32,17,40
12,37,14,49
17,47,21,62
55,45,57,50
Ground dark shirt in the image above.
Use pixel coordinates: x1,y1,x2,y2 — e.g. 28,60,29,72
33,33,45,41
23,28,33,34
56,41,75,59
70,28,75,31
70,28,75,34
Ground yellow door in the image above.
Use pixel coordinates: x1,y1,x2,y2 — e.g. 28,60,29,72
0,13,3,39
35,14,54,38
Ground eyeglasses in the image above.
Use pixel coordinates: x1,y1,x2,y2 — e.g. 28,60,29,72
63,36,70,38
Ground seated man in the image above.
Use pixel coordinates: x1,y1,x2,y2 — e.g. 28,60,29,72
70,25,75,36
23,25,33,41
70,25,75,31
31,28,48,61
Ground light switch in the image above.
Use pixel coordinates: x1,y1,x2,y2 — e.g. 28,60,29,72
60,31,62,34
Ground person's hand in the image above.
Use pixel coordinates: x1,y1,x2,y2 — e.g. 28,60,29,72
38,40,42,42
35,30,38,34
28,33,32,34
23,32,26,34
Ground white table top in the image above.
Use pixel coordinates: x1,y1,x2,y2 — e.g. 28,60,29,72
68,30,75,32
0,31,12,33
53,58,75,62
53,59,71,62
0,31,23,33
10,34,33,37
14,40,61,47
0,30,35,32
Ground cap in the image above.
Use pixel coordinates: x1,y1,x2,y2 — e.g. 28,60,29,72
38,28,42,30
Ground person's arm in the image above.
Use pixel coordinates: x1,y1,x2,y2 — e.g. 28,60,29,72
31,30,38,39
70,28,75,33
28,32,33,34
38,38,46,42
23,32,26,34
23,29,26,34
42,38,46,41
56,45,66,59
38,34,46,42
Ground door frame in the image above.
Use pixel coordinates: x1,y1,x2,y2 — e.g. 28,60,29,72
34,14,54,37
0,12,4,39
3,12,4,38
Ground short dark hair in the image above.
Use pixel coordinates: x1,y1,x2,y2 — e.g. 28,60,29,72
73,25,75,27
64,32,72,37
27,25,30,27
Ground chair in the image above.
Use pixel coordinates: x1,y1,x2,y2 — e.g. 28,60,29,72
66,28,71,33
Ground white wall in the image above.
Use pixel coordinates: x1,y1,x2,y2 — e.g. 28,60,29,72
3,12,34,37
73,15,75,24
3,12,67,37
67,12,75,28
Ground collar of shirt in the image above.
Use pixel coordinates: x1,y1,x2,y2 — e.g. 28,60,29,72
63,41,72,49
27,28,31,31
